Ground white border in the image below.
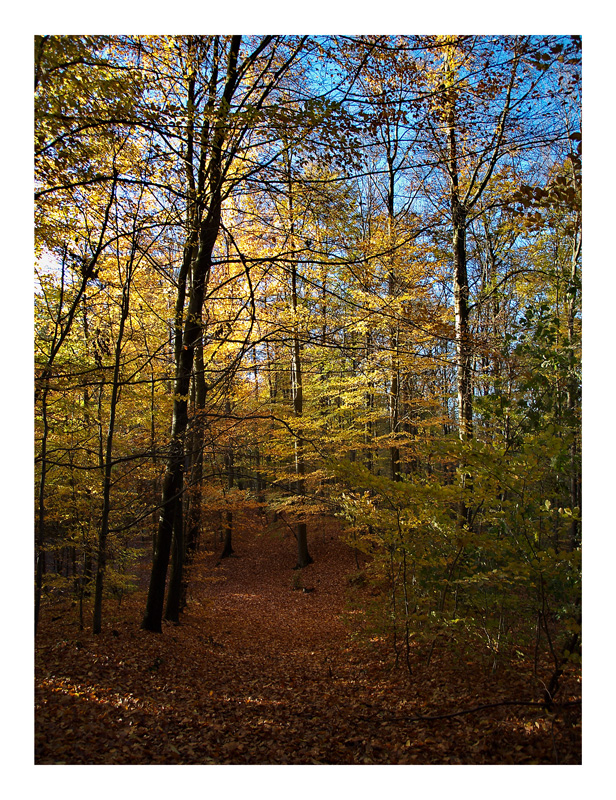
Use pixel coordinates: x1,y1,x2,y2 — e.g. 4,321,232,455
5,6,611,795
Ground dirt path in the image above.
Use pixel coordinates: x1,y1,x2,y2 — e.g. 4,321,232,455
35,516,581,764
202,515,356,651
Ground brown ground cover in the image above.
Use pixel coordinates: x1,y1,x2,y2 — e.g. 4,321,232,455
35,514,581,764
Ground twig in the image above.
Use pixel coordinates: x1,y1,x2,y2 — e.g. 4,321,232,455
358,698,580,724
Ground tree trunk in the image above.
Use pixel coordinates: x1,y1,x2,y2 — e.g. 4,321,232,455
295,522,312,569
364,330,374,473
164,477,185,622
386,150,401,480
141,250,214,631
447,109,473,443
93,254,133,634
221,511,234,559
446,76,473,533
389,307,401,480
36,248,72,633
220,398,235,559
180,328,208,608
566,220,581,550
283,149,313,569
35,381,50,634
291,290,312,568
452,198,473,442
142,36,242,633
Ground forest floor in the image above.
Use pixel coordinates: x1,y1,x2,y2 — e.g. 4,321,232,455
35,514,581,765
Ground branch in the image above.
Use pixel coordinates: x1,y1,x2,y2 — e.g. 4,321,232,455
360,698,580,724
465,42,520,210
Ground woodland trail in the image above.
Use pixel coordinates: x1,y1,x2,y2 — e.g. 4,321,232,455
35,514,581,764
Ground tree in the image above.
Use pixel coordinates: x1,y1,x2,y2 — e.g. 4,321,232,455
35,35,146,632
141,35,314,631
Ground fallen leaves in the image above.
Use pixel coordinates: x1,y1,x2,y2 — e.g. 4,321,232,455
35,515,581,764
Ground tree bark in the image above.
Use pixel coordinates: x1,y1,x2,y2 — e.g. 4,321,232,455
286,156,313,569
164,478,185,622
93,250,134,634
444,60,473,533
385,148,402,480
447,104,473,443
36,247,71,633
142,36,242,632
35,381,50,634
220,397,235,559
452,198,473,442
180,327,208,609
566,218,581,550
291,271,312,568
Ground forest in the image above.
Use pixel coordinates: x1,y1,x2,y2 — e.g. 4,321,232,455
34,34,581,765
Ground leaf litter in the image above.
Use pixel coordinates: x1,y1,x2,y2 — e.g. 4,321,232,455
35,514,580,764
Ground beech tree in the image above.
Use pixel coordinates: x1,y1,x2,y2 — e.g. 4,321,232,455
137,35,324,631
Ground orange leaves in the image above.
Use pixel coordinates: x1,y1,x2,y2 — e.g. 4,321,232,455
36,514,580,764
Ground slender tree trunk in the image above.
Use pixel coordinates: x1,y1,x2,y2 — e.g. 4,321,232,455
389,305,401,480
452,199,473,529
566,222,581,550
452,200,473,442
446,76,473,534
35,381,50,634
174,47,208,603
220,397,235,559
364,330,374,473
291,282,312,568
92,255,133,634
35,175,118,404
286,156,312,569
80,294,95,598
386,152,401,480
447,118,473,443
443,37,518,440
35,249,73,633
